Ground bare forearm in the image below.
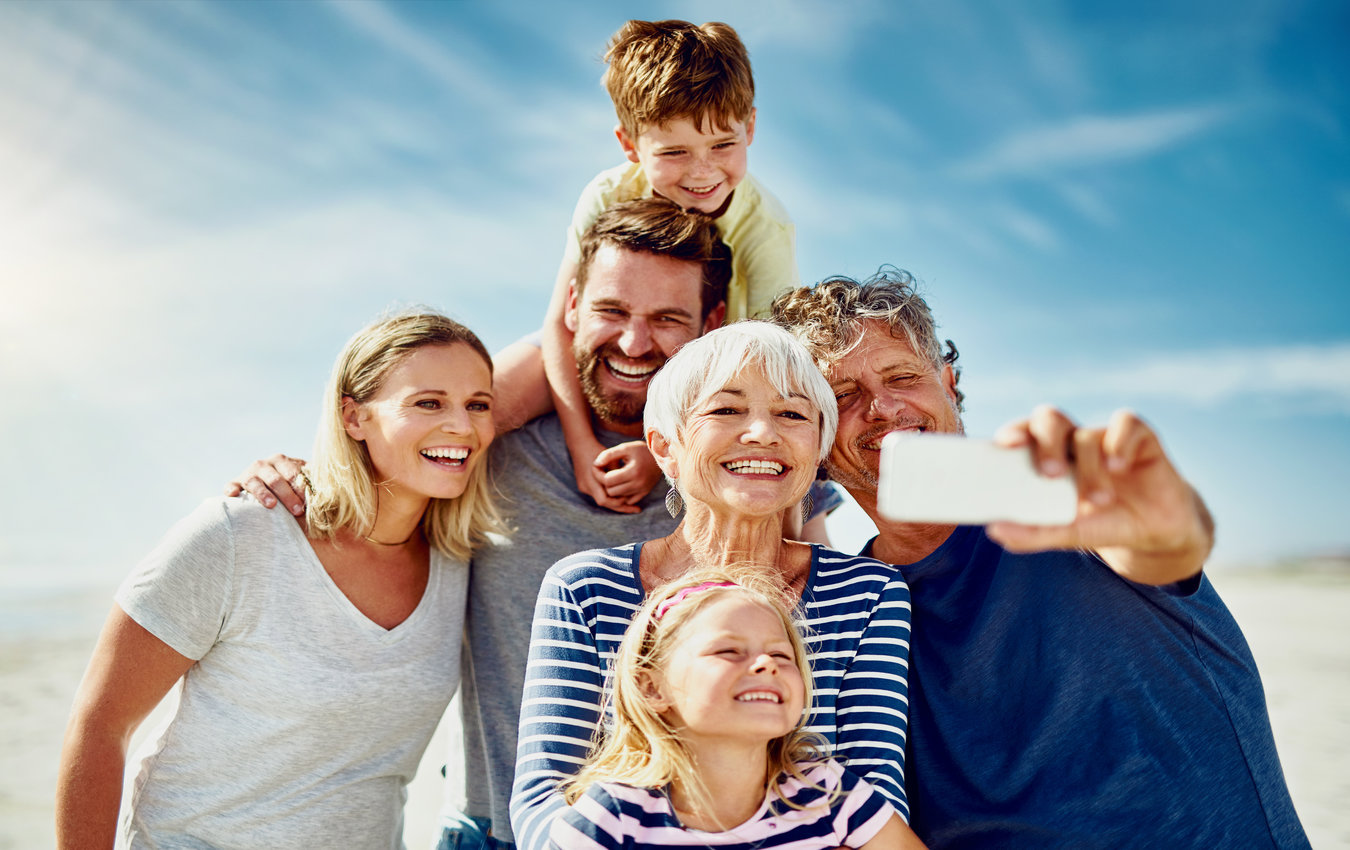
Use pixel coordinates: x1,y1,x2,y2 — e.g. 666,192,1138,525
541,258,604,459
56,723,128,850
542,313,601,455
492,342,554,434
57,606,192,849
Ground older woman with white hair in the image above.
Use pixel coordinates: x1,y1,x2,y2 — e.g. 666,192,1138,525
509,321,917,850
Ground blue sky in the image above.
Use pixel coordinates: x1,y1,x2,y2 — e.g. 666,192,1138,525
1,0,1347,585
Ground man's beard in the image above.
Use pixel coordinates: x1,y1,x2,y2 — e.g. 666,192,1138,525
575,342,665,427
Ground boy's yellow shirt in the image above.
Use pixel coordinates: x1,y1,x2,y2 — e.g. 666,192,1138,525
563,162,799,321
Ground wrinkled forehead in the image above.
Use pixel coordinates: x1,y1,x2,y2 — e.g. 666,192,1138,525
691,357,816,417
826,320,925,383
580,244,705,309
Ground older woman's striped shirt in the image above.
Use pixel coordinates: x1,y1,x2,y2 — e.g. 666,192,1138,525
510,543,912,850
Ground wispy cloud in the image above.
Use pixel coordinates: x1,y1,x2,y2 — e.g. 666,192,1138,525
1052,181,1118,227
1003,9,1091,104
988,201,1060,252
977,343,1350,413
952,104,1238,180
720,0,890,55
323,0,493,104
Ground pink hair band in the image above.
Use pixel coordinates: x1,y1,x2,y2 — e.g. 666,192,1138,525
654,580,739,620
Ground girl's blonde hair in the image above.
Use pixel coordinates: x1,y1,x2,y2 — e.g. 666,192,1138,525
304,309,507,561
564,567,823,815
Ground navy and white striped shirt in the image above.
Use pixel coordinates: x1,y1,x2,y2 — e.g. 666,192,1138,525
510,543,912,850
548,759,894,849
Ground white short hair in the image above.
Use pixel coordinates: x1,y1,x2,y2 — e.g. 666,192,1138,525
644,321,838,464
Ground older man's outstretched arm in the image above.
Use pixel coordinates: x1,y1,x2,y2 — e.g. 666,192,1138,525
988,405,1214,586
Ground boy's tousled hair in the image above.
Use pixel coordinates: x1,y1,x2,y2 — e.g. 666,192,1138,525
305,309,508,561
603,19,754,137
576,197,731,321
562,567,825,819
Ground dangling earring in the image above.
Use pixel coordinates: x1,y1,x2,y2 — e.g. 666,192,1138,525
665,486,683,518
799,489,814,525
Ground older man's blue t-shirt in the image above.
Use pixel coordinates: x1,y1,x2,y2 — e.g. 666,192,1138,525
866,525,1309,849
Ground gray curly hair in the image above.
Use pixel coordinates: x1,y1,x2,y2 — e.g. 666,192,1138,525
768,266,964,411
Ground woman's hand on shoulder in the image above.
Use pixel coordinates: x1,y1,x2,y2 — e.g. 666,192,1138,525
224,453,308,516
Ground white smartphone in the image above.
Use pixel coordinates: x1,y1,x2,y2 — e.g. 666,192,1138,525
878,432,1078,525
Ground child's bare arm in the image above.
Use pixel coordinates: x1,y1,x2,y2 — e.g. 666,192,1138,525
542,258,644,513
491,342,554,435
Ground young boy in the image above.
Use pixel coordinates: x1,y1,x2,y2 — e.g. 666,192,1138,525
496,19,816,524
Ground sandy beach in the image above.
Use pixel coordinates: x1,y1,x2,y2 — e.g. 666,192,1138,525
3,568,1347,849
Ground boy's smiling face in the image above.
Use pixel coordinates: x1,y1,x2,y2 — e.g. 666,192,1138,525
617,111,755,215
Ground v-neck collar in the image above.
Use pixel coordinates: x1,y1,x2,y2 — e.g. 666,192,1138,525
281,514,439,642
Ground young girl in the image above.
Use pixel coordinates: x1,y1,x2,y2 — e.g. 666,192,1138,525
549,571,919,849
56,311,507,849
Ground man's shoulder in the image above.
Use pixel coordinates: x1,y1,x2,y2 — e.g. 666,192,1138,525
498,414,638,458
482,420,678,560
494,415,567,464
502,412,565,443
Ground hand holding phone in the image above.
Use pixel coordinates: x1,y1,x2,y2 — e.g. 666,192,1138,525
878,432,1077,525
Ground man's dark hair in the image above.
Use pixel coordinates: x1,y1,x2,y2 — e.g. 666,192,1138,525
576,198,731,320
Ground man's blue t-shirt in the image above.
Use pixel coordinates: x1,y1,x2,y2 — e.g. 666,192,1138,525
867,526,1309,848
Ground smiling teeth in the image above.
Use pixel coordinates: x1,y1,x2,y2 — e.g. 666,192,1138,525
606,359,656,379
422,448,468,460
736,692,781,703
724,459,784,475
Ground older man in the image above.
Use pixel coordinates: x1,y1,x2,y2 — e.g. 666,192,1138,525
771,269,1309,849
231,198,728,849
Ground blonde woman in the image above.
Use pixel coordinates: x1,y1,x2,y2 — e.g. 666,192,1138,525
57,311,506,850
550,570,913,849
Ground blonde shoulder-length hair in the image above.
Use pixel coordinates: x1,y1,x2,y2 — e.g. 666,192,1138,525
304,310,507,562
563,566,825,815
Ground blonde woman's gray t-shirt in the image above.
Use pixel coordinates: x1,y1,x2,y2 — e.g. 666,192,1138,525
116,496,466,849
